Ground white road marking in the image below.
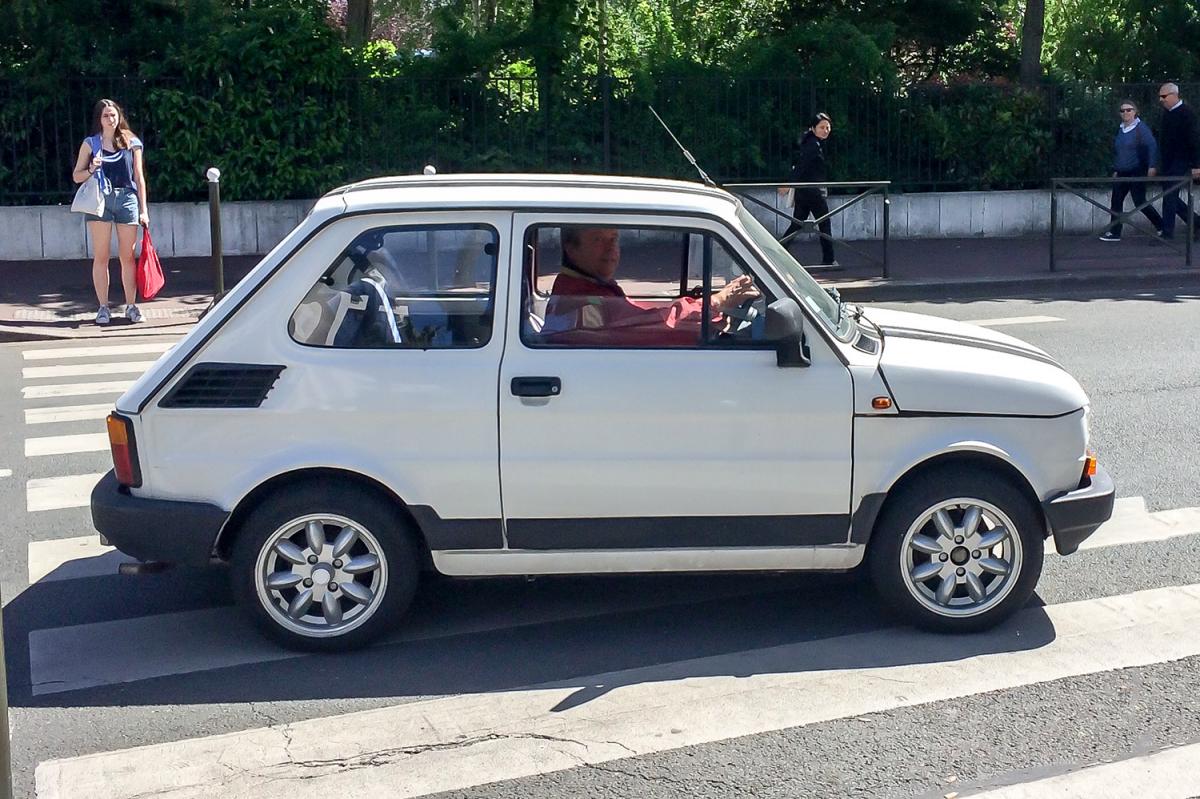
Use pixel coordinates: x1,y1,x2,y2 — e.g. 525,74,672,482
969,315,1064,327
22,360,157,380
963,741,1200,798
25,433,109,457
25,494,1200,695
0,469,11,478
33,584,1200,799
29,577,793,697
21,380,134,399
24,403,113,425
28,536,134,584
26,473,106,512
22,341,177,361
1080,496,1200,551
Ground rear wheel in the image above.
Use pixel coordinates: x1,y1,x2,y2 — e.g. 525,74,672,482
868,468,1044,632
231,482,419,651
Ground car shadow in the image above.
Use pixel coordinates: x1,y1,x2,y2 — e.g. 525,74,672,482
3,563,1055,712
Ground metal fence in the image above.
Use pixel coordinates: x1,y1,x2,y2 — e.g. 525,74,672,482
2,77,1196,205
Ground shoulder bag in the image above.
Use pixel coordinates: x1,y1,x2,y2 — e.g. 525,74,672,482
71,135,107,216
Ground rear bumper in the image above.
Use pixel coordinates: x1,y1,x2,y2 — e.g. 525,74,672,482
1043,464,1116,556
90,470,229,565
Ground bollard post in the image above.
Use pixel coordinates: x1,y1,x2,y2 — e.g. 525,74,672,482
882,189,891,279
0,588,12,799
206,167,225,298
1188,179,1194,268
1049,182,1058,273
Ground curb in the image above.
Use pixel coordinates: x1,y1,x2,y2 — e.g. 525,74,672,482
0,318,200,344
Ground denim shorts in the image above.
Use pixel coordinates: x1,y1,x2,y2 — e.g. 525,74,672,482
85,187,140,225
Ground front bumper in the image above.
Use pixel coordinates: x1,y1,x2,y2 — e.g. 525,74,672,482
1042,464,1116,556
91,470,229,565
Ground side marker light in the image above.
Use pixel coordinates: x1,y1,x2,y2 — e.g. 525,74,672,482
872,396,892,410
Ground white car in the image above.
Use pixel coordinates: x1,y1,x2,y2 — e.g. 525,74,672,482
92,174,1114,650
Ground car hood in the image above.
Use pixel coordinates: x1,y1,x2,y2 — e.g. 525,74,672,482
861,307,1087,416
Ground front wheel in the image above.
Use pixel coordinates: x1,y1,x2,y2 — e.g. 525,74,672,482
868,469,1044,633
231,483,419,651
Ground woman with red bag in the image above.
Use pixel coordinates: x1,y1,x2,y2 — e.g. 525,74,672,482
70,99,150,325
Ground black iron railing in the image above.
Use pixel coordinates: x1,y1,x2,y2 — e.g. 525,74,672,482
727,181,892,278
2,77,1196,205
1050,176,1195,270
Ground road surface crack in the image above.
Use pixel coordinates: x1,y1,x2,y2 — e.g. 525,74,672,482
271,732,619,778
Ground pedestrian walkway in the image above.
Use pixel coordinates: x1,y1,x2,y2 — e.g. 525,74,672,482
8,332,1200,799
2,239,1197,342
0,256,257,342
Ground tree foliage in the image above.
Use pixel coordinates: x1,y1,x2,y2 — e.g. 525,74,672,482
0,0,1196,203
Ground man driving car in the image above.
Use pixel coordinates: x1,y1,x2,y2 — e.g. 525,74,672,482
540,227,761,345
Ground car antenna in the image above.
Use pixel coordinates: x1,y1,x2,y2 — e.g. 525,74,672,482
648,105,717,188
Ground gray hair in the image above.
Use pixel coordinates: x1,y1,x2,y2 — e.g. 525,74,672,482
1161,82,1180,95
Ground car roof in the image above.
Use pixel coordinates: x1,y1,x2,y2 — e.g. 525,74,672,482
325,173,741,218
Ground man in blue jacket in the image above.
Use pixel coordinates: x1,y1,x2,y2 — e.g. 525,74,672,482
1155,83,1200,241
1099,100,1163,241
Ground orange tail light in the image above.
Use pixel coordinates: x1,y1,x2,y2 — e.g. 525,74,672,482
107,413,142,488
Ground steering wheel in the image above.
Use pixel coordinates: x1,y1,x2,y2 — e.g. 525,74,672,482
720,296,760,336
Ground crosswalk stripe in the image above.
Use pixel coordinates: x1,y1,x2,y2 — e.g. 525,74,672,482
28,575,790,696
970,315,1064,327
26,473,105,512
1082,496,1200,551
22,341,178,361
21,380,134,399
24,403,113,425
27,536,135,584
964,741,1200,798
22,360,157,380
25,433,110,457
33,583,1200,799
25,496,1200,693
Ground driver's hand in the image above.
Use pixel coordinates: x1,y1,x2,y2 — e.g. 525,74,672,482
711,274,761,313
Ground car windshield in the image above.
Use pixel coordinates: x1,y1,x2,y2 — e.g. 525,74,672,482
735,204,856,341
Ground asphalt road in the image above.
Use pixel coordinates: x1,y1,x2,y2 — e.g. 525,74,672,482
2,286,1198,798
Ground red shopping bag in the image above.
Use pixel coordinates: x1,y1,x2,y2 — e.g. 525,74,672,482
137,226,165,300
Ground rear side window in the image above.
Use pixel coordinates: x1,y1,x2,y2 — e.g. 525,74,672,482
289,224,499,349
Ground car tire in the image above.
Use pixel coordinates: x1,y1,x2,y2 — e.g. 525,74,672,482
230,481,420,652
867,467,1044,633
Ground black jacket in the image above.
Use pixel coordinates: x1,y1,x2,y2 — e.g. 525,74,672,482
788,131,828,185
1159,102,1200,171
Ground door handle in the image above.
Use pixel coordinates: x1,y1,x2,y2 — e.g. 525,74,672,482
511,376,562,397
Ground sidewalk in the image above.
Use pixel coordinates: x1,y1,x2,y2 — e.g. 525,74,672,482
0,256,259,342
1,236,1196,342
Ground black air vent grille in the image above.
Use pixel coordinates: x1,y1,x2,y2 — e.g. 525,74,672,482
159,363,286,409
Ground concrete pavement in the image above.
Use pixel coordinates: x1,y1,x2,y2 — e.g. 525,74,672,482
1,235,1197,342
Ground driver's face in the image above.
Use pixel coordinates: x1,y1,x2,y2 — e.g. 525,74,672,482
565,228,621,281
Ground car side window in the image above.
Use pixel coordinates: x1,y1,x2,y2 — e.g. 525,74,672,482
522,224,773,349
289,224,498,349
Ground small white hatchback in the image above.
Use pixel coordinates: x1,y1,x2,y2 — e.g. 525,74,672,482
93,174,1114,650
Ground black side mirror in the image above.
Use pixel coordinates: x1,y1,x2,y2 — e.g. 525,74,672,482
765,298,811,367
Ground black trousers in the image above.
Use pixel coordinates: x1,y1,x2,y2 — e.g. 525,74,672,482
1107,170,1164,236
783,189,836,264
1160,162,1200,238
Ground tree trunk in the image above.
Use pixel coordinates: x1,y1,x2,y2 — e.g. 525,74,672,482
346,0,374,46
1019,0,1045,86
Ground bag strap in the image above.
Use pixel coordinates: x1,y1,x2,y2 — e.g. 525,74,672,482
88,134,110,194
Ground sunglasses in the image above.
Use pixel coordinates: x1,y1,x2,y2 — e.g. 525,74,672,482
1120,107,1135,112
1160,93,1175,99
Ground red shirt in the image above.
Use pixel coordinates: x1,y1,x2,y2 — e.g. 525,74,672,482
541,265,711,346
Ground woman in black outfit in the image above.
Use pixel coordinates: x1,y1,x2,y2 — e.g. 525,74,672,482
779,112,836,266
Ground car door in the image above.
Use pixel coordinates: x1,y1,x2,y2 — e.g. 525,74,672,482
495,212,854,567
